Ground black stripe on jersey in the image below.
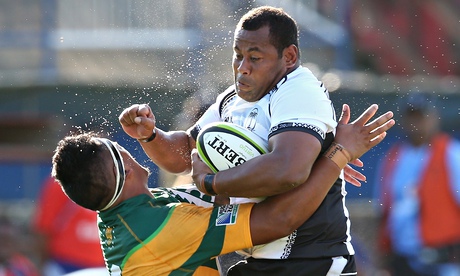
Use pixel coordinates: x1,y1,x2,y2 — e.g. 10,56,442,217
320,132,335,155
219,86,237,118
267,75,288,119
320,82,328,93
268,122,324,146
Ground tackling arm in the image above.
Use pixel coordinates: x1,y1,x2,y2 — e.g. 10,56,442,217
119,104,196,174
249,104,394,245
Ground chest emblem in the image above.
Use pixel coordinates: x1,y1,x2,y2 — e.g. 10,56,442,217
246,108,258,131
105,226,114,246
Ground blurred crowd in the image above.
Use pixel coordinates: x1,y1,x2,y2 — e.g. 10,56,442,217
0,177,105,276
1,92,458,276
0,1,459,274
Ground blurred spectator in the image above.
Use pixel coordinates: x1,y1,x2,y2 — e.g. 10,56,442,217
32,177,105,275
0,215,39,276
374,92,460,275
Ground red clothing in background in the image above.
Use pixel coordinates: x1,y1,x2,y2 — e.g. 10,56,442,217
33,178,105,269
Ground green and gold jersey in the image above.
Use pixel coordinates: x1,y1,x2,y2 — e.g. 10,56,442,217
98,188,254,275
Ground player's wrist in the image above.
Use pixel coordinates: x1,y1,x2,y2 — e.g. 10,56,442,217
199,173,218,196
137,128,156,143
323,142,351,169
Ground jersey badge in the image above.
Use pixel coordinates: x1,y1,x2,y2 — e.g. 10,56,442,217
245,108,258,131
216,205,238,226
105,226,114,247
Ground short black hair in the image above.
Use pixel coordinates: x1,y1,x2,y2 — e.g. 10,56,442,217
52,132,112,211
236,6,300,58
400,92,437,114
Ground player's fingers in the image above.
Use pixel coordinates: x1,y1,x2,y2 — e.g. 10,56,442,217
133,116,155,134
127,104,142,123
365,111,394,129
338,104,350,125
344,175,361,187
367,116,395,140
348,158,364,167
137,104,154,118
119,107,131,125
368,131,388,148
352,104,379,126
191,149,200,162
343,164,366,187
354,111,394,144
350,169,366,182
119,114,131,126
119,104,140,125
344,164,366,180
344,173,363,187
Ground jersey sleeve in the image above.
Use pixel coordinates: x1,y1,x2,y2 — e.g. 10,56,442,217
214,203,254,254
187,86,235,140
187,102,221,140
167,184,216,207
269,71,337,142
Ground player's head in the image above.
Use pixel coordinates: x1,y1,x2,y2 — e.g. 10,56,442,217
400,92,439,146
233,6,300,102
52,132,127,211
236,6,300,58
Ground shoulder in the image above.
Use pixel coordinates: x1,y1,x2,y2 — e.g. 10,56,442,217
273,67,325,97
287,66,321,83
216,85,237,116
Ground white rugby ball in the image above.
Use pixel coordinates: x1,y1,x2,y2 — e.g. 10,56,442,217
196,122,268,172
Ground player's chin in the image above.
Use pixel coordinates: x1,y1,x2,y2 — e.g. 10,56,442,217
236,88,257,102
142,165,151,176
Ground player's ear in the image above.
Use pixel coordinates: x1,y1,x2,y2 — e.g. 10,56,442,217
124,168,132,179
284,44,298,68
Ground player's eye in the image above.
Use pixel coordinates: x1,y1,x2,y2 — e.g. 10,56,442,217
234,53,243,60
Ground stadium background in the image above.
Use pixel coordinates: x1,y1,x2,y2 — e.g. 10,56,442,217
0,0,459,273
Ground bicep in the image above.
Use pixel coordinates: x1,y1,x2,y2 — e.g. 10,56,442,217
269,131,322,184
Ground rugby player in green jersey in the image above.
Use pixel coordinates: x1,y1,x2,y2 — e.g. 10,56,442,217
51,104,393,275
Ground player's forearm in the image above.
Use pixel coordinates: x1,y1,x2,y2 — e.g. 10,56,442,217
250,155,341,245
213,152,306,197
210,131,320,197
140,129,193,174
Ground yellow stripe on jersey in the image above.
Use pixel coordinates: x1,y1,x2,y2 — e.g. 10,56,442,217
121,204,209,274
220,202,253,254
192,266,220,276
120,203,254,275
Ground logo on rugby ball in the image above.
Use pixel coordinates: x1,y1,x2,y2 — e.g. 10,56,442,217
196,122,268,172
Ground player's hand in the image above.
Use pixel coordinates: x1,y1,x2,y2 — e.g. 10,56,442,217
335,104,394,187
191,149,214,193
343,162,365,187
336,103,395,162
119,104,156,140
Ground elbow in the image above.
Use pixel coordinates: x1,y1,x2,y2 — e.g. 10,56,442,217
271,214,300,238
167,163,191,175
159,158,191,175
276,165,311,191
274,152,311,186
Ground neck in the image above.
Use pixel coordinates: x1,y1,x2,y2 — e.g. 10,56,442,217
286,64,299,75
